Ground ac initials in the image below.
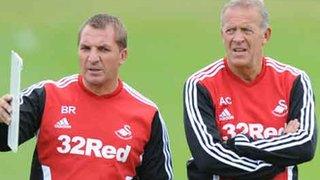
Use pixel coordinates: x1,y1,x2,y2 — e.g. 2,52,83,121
61,106,76,114
219,97,232,105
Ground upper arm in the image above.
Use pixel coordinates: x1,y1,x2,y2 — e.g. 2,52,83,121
0,85,45,151
19,84,46,144
135,111,173,180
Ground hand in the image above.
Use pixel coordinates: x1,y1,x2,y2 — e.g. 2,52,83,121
0,94,13,125
284,119,300,134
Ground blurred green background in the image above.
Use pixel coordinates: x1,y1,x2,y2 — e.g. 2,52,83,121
0,0,319,179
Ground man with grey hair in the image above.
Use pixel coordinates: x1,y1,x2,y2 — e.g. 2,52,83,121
0,13,173,179
183,0,317,179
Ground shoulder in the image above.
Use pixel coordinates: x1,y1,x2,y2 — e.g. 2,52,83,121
21,74,78,97
264,57,314,87
265,57,306,77
184,58,225,87
43,74,79,89
122,82,158,111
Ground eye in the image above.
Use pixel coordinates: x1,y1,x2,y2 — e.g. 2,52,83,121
242,28,254,35
98,46,110,52
225,28,236,35
80,45,90,51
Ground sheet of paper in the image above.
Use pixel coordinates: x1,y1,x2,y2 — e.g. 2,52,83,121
7,51,23,152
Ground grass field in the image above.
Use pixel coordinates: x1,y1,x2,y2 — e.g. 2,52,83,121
0,0,319,179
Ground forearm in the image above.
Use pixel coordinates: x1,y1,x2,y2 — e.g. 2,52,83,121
185,120,283,178
233,74,317,166
233,127,317,166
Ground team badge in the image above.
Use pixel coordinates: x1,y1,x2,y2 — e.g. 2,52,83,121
272,99,288,117
115,125,132,140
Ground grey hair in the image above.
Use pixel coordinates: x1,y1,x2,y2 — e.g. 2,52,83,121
78,13,127,49
220,0,269,30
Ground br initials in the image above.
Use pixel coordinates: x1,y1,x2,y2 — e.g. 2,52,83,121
61,105,76,114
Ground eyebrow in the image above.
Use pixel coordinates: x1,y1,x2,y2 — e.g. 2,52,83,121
224,24,254,30
79,43,112,48
99,43,111,48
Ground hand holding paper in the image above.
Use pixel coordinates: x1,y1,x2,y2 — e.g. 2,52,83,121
7,51,23,152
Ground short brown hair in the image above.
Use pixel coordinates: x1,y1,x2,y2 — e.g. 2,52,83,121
78,13,127,49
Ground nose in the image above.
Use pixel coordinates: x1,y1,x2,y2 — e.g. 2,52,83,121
232,30,245,43
88,49,100,63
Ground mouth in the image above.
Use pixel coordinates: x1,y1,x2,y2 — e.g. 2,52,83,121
88,67,102,71
232,48,247,53
87,68,103,74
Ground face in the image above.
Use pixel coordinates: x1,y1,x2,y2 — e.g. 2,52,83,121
221,6,271,69
78,25,127,88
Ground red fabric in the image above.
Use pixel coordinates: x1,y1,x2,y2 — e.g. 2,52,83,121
37,75,156,179
200,57,297,180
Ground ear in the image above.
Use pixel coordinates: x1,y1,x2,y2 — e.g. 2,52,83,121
220,28,226,44
119,48,128,65
262,27,271,45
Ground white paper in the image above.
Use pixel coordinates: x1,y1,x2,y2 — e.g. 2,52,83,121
8,50,23,152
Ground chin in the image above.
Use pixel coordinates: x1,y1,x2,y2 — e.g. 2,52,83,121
84,75,105,86
228,57,250,67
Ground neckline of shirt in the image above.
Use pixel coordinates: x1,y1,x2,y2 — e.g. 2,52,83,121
77,75,123,98
224,57,267,87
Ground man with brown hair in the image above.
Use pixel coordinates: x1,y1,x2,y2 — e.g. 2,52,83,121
0,14,173,180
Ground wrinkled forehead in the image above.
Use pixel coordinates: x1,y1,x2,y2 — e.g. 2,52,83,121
79,25,116,45
78,24,117,43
